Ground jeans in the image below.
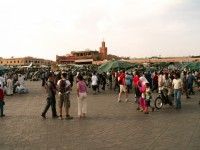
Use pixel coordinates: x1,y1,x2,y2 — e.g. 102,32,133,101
174,89,181,109
0,100,4,116
188,83,194,94
42,97,57,117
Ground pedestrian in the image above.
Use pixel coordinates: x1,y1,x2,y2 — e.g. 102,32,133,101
125,72,132,93
152,72,158,93
172,72,184,109
41,73,58,119
91,72,98,94
76,75,87,118
181,71,190,99
118,70,128,102
135,82,141,110
0,84,5,117
188,72,195,95
68,70,74,88
101,72,106,91
113,71,120,92
57,72,73,120
144,82,154,114
41,72,45,86
138,76,148,112
133,71,140,102
6,76,13,96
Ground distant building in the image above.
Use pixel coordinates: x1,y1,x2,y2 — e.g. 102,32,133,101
0,56,54,67
56,41,108,64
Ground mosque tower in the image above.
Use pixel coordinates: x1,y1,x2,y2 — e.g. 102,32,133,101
99,40,107,60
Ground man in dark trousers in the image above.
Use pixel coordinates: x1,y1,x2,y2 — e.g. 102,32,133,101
41,73,58,119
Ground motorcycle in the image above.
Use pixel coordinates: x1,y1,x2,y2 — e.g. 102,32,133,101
154,88,174,109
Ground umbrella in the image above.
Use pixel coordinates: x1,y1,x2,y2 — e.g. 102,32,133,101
184,62,200,71
0,66,10,73
98,60,136,73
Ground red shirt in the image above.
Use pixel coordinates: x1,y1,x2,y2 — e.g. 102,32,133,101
133,75,139,86
119,73,125,85
0,88,4,100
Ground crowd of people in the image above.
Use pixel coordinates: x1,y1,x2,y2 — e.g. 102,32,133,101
0,72,30,117
0,67,200,119
39,68,200,119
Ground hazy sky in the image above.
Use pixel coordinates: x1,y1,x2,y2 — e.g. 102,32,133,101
0,0,200,61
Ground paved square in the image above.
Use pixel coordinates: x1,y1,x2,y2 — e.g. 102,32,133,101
0,80,200,150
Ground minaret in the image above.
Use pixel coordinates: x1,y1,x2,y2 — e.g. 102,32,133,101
99,40,107,60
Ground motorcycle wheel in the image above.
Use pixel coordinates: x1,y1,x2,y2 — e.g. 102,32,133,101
154,97,163,109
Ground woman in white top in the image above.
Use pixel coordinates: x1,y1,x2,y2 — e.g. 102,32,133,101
172,72,184,109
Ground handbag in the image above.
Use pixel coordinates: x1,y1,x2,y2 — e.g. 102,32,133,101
2,101,5,105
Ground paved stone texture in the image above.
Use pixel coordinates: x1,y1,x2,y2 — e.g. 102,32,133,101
0,80,200,150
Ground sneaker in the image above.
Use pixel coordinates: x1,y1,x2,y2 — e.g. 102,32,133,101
144,111,149,114
58,116,63,120
140,109,144,112
125,99,129,102
117,99,121,103
66,115,73,120
41,113,46,119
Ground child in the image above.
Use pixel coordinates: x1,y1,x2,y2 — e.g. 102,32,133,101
135,82,141,110
138,80,146,112
0,84,5,117
144,83,155,114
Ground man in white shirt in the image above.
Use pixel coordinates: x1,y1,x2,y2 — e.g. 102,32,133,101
18,74,25,85
158,71,164,93
57,72,73,120
172,72,184,109
91,72,98,94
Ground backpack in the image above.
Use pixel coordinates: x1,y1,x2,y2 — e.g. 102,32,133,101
59,80,66,93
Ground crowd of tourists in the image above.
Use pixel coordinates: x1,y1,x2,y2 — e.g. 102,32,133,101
1,68,200,119
39,68,200,120
0,71,30,117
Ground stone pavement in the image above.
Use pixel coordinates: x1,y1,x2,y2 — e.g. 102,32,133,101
0,80,200,150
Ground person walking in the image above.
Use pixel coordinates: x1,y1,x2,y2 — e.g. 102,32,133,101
188,71,195,95
172,72,184,109
91,72,98,94
41,73,58,119
57,72,73,120
181,71,190,99
76,75,87,118
0,84,5,117
125,72,132,93
6,76,13,96
118,70,128,102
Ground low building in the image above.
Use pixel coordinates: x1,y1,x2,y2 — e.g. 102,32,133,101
56,41,108,64
0,56,54,67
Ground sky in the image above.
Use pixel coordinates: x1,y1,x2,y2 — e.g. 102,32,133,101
0,0,200,61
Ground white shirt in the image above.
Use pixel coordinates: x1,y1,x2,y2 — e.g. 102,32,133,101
172,78,183,89
158,75,164,86
91,75,98,85
57,79,71,94
57,79,71,88
18,76,25,85
0,76,4,85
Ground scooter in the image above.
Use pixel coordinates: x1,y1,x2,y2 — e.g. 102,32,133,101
154,88,174,109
